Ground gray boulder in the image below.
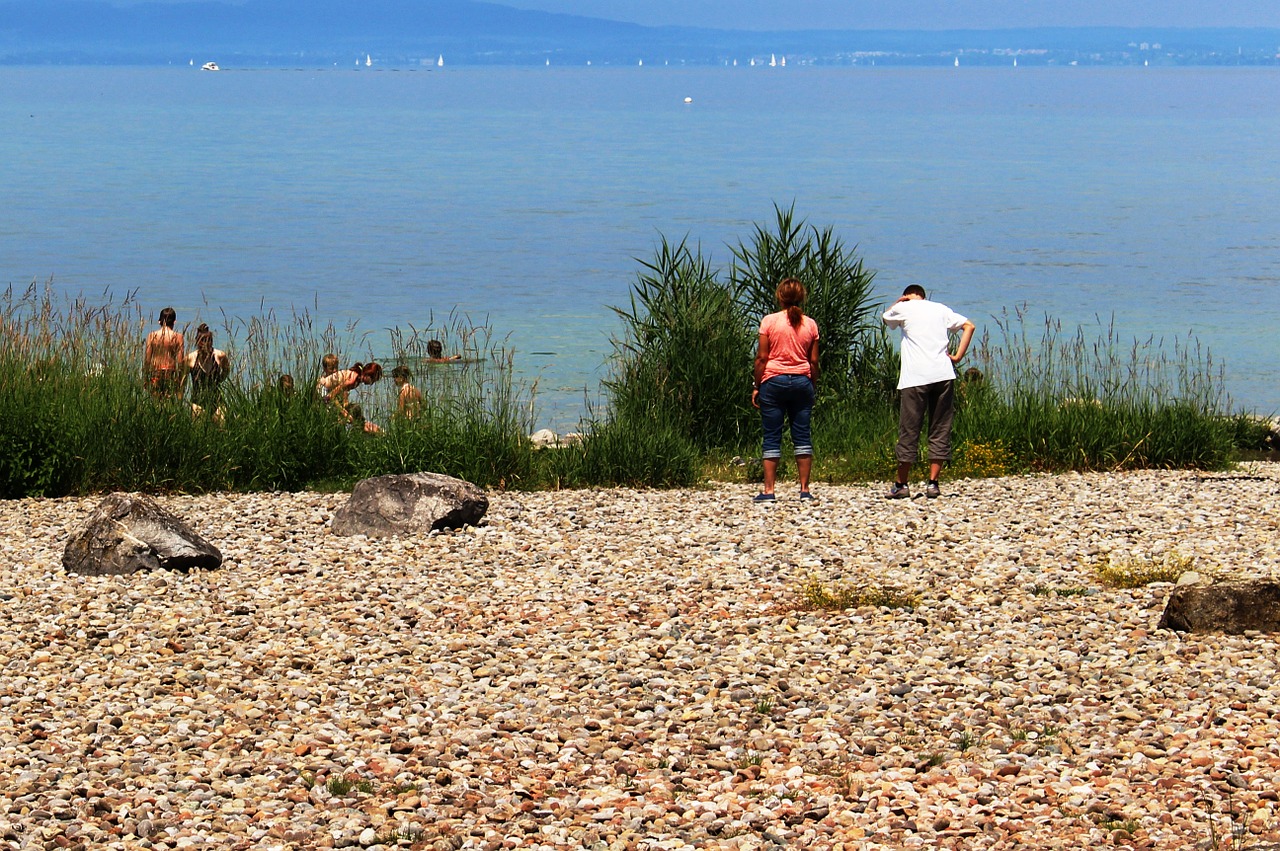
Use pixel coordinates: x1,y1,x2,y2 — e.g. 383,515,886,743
330,472,488,537
63,493,223,576
1158,579,1280,633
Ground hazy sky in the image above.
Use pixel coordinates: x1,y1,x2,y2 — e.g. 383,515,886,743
493,0,1280,30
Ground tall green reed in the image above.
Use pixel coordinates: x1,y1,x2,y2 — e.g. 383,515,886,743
604,236,755,450
546,399,702,489
593,207,893,485
0,261,1247,497
957,308,1237,470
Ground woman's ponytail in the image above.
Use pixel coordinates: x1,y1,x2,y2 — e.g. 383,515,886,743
776,278,807,328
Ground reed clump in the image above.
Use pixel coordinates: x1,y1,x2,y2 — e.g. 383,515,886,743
954,309,1242,473
596,204,886,484
0,282,548,496
600,208,1246,488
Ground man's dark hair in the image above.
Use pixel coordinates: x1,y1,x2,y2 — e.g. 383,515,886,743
902,284,927,299
159,307,177,327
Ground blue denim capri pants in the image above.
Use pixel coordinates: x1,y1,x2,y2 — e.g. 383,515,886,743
759,374,815,460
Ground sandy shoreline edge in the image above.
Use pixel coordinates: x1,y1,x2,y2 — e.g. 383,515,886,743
2,465,1279,849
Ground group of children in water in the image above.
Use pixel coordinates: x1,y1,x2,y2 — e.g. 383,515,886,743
142,307,460,430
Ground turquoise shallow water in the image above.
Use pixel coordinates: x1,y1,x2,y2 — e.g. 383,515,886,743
3,65,1278,426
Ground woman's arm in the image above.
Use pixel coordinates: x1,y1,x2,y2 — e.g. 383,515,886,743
752,333,769,408
807,336,820,388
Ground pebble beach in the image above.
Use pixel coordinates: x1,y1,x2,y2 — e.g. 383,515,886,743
2,464,1280,851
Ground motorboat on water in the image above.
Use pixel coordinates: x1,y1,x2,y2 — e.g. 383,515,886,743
200,61,220,71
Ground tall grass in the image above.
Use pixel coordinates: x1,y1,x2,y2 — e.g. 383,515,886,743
0,281,545,496
548,408,702,489
956,310,1238,471
358,325,541,489
2,206,1251,497
605,237,755,450
598,207,890,480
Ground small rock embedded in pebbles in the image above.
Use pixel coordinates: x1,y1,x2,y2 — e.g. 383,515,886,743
0,466,1278,848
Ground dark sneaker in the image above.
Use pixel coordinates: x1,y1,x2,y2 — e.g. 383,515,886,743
925,480,941,499
887,482,910,500
799,491,815,501
752,492,776,502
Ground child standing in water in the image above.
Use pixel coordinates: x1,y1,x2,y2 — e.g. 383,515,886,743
392,366,423,419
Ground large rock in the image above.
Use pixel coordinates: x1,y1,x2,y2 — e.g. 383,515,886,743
1158,579,1280,633
330,472,488,537
63,492,223,576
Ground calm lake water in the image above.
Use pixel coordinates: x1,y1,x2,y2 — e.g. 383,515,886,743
3,65,1278,427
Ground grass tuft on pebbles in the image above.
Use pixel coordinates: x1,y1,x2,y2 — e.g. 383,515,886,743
1091,549,1203,588
795,575,921,612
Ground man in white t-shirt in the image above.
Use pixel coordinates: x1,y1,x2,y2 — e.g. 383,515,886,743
882,284,976,499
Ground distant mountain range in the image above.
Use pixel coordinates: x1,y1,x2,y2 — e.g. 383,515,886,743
1,0,1278,66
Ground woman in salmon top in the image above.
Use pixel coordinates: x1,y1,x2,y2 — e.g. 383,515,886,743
751,278,820,502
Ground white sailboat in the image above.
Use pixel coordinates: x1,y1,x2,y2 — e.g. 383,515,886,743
780,56,786,67
437,54,444,67
365,54,372,67
954,57,960,67
769,53,777,67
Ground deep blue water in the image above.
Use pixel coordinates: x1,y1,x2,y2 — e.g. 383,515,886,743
3,65,1278,426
